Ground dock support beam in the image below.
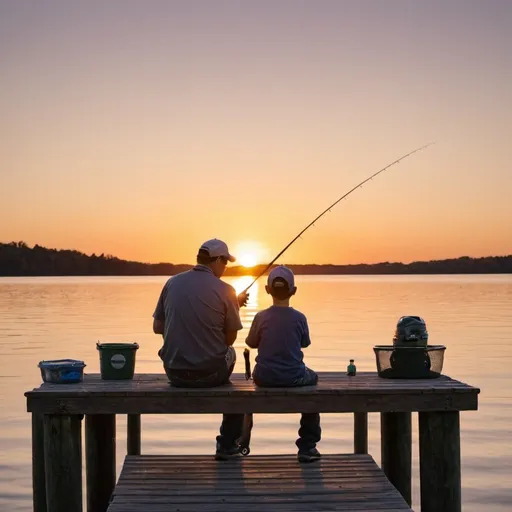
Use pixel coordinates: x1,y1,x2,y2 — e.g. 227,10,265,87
127,414,141,455
32,413,47,512
353,412,368,454
419,411,461,512
381,412,412,505
86,414,116,512
44,414,82,512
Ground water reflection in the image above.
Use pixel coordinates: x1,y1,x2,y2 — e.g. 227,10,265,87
227,276,260,351
229,275,259,307
0,275,511,512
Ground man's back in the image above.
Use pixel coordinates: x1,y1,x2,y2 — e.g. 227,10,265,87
154,266,242,371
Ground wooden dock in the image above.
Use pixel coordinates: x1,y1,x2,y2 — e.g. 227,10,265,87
25,372,480,512
107,454,412,511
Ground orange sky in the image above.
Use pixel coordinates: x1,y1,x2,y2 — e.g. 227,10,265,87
1,1,511,265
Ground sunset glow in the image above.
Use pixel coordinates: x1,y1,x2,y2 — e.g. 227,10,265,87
233,242,267,267
239,253,258,268
1,2,511,265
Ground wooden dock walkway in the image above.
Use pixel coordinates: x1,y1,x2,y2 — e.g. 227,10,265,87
25,372,480,512
107,454,412,512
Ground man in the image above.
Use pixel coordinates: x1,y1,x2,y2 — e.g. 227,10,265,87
152,238,248,460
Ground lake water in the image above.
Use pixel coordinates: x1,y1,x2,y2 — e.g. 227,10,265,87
0,274,511,511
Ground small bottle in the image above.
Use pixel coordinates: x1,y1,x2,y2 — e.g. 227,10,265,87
347,359,356,376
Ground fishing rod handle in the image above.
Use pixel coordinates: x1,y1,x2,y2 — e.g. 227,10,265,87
243,348,251,380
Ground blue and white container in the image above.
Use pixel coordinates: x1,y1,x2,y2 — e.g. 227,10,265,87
38,359,86,384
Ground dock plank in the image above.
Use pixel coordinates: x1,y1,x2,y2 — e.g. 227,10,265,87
25,372,479,415
107,454,413,512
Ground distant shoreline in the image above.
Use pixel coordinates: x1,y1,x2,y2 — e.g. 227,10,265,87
1,242,511,276
1,273,511,279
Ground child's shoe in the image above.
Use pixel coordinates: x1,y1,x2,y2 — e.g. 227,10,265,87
215,442,241,461
298,447,321,463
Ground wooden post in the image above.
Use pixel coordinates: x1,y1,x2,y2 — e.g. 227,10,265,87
353,412,368,454
32,413,46,512
127,414,141,455
381,412,412,505
44,414,82,512
419,411,461,512
85,415,116,512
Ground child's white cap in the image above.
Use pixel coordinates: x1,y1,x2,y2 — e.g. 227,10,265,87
267,265,295,289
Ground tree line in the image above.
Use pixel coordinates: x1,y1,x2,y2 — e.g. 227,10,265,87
1,241,511,276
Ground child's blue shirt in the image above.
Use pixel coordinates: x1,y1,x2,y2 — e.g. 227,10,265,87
245,305,311,386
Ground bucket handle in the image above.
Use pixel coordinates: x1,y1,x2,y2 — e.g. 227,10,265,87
96,342,140,349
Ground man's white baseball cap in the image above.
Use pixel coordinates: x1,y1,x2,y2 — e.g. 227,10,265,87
198,239,236,262
267,265,295,289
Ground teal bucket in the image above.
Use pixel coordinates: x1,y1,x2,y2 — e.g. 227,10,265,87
97,342,139,380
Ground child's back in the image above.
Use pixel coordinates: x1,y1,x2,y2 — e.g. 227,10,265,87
245,265,321,462
247,305,311,387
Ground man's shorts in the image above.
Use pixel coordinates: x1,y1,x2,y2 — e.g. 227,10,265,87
165,347,236,388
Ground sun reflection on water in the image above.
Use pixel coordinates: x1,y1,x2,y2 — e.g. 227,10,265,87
230,276,259,306
227,276,261,352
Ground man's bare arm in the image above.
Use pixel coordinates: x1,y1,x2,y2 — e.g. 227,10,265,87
153,318,164,335
225,330,238,347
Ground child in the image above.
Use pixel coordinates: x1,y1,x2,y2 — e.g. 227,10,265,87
245,265,321,462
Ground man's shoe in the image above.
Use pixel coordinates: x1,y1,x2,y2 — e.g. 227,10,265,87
215,443,241,461
298,447,321,463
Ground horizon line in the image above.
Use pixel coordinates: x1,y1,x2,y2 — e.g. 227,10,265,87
1,241,511,268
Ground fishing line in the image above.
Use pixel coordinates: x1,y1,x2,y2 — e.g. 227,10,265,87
242,142,435,293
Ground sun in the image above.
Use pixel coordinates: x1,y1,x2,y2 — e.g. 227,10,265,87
239,252,258,268
233,241,268,268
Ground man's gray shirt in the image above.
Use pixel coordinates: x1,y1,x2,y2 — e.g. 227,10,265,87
153,265,243,371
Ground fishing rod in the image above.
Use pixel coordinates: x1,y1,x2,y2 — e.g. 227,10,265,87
242,142,434,293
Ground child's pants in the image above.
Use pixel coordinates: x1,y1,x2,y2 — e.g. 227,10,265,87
254,367,322,452
295,368,321,452
297,412,321,452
